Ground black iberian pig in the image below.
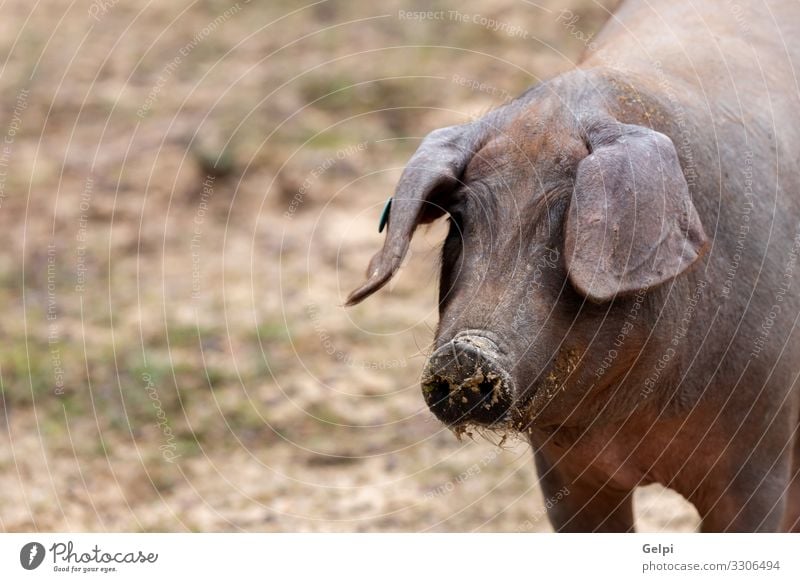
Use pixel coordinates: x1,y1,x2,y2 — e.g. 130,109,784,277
348,0,800,532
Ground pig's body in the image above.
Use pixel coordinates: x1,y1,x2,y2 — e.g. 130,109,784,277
529,0,800,532
350,0,800,531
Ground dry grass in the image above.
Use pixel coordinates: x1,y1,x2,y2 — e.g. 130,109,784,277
0,0,698,531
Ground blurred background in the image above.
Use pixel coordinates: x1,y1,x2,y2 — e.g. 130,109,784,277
0,0,700,531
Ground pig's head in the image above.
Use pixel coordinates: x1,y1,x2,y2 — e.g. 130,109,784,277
346,87,707,434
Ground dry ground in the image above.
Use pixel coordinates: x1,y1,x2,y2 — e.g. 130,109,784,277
0,0,699,531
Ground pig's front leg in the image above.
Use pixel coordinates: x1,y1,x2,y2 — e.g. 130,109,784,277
688,462,790,532
682,411,795,532
533,448,636,532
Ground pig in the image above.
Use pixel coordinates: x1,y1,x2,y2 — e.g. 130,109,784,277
347,0,800,532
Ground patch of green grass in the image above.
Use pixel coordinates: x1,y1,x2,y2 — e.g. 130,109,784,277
305,401,349,426
1,339,62,406
297,74,361,115
251,320,289,343
165,323,203,349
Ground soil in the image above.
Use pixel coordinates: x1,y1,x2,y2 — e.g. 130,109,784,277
0,0,699,531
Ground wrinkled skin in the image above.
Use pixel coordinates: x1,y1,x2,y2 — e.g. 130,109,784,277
348,0,800,532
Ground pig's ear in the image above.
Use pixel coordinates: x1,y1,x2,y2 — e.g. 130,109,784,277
346,124,479,306
564,121,707,303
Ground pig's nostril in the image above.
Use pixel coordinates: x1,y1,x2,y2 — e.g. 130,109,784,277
478,380,497,403
422,377,452,406
422,370,511,427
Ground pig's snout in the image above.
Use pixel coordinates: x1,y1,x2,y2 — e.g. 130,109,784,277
421,333,513,426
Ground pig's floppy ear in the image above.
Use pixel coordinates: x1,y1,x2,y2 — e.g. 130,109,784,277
346,124,479,306
564,121,707,303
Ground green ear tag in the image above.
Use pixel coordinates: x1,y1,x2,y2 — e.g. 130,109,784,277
378,197,392,233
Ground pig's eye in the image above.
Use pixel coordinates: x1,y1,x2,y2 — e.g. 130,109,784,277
441,214,464,269
444,201,467,250
443,192,468,227
446,208,464,229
